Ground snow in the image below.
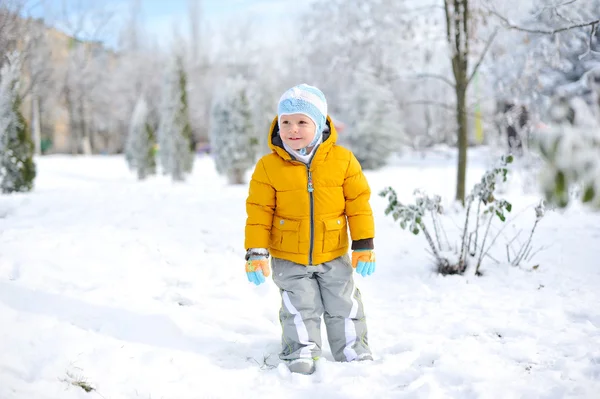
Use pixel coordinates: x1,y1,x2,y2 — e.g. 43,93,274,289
1,149,599,398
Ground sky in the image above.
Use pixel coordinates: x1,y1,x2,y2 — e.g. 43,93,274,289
28,0,311,50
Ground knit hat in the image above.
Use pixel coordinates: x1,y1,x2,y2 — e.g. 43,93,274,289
277,84,327,154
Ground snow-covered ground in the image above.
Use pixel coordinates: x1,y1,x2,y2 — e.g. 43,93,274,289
1,149,599,399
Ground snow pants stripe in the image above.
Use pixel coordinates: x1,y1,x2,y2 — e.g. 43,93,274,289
272,254,370,362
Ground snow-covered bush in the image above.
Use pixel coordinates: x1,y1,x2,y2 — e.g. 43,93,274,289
532,65,600,209
342,66,405,170
157,55,194,182
209,76,258,185
381,155,547,275
125,96,156,180
0,52,36,194
535,124,600,209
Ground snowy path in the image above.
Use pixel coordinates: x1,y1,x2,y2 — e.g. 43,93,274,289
1,153,599,398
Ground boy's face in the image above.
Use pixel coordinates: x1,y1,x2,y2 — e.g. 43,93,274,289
279,114,316,150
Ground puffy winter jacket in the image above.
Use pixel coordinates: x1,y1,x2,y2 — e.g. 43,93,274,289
244,115,374,265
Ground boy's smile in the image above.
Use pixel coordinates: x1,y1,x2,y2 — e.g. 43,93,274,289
279,114,317,151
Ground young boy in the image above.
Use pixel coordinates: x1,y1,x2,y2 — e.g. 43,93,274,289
244,84,376,375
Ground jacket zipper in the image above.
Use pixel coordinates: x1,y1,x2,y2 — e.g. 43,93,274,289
283,148,318,266
307,165,315,265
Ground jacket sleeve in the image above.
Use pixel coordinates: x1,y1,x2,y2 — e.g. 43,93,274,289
245,158,276,250
343,152,375,250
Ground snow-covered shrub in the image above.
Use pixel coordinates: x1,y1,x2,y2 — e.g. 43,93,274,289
125,96,156,180
535,124,600,209
342,66,405,170
507,200,547,268
157,55,194,182
0,52,36,194
209,76,258,185
379,187,455,272
381,155,547,275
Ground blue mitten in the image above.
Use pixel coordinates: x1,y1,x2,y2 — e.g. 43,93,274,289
245,249,270,285
351,249,376,277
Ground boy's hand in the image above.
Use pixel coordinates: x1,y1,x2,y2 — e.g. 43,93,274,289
352,249,376,277
245,248,270,285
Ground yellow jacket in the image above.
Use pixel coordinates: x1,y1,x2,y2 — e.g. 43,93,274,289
244,116,375,265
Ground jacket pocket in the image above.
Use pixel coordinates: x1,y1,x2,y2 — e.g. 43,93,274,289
322,217,348,253
270,216,301,253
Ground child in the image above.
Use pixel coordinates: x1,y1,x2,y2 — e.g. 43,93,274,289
244,83,376,375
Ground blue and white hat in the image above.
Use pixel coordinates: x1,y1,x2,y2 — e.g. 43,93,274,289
277,84,328,152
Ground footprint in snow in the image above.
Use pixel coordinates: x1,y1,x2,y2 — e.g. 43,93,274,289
411,352,440,368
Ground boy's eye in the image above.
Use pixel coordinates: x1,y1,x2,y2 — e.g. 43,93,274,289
299,121,307,124
282,121,289,124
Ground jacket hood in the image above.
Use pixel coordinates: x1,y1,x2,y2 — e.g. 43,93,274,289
267,115,338,161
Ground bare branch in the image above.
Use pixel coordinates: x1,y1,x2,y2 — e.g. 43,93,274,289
400,100,499,123
579,23,600,60
24,0,44,16
491,10,600,35
526,245,549,262
554,8,578,25
401,100,457,112
553,0,578,8
467,29,499,86
463,0,470,66
443,0,452,45
533,0,580,24
403,73,455,88
0,0,26,57
404,5,446,14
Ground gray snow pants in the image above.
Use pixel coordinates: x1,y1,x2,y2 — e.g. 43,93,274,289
271,254,371,362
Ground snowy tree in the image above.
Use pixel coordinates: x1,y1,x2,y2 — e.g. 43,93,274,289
125,96,156,180
485,0,600,209
0,53,36,193
209,76,257,185
244,75,280,156
342,66,405,170
44,1,118,154
489,0,600,120
0,1,23,60
23,19,56,155
303,0,497,202
108,0,163,154
301,0,423,106
157,55,194,182
438,0,500,203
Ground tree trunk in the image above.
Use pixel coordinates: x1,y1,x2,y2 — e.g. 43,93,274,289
31,95,42,155
228,168,245,185
65,88,79,155
445,0,470,204
456,83,468,203
80,99,92,155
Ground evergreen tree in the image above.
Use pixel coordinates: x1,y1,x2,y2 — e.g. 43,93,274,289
157,55,194,181
125,96,156,180
0,53,36,194
209,76,258,184
343,66,405,170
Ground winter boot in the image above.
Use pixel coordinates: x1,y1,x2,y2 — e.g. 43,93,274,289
287,359,316,375
358,353,373,361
